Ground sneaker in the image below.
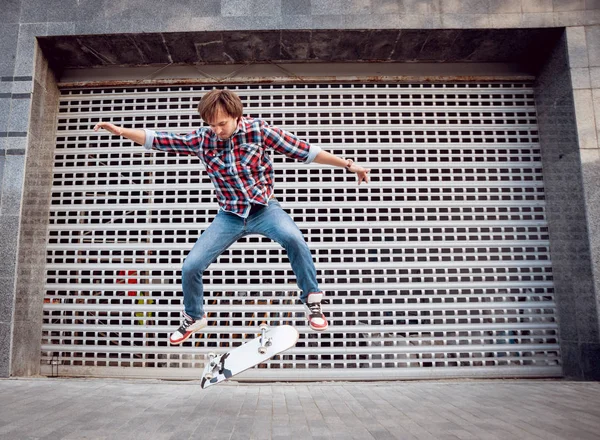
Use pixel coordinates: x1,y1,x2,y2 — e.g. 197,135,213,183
303,292,328,331
170,313,207,345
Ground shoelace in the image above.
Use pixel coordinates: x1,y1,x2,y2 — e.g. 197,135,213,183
307,302,322,316
179,318,194,331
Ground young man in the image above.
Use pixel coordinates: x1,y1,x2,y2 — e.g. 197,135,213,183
94,89,370,344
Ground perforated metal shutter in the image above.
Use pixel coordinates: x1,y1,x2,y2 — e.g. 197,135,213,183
41,82,562,380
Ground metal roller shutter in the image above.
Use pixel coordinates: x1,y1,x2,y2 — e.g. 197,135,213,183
41,82,561,380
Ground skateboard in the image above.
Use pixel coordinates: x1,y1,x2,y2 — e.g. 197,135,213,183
200,324,299,389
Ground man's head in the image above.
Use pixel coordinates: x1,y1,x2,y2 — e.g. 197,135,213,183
198,89,244,140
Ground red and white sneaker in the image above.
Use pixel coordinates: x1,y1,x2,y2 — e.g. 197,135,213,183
303,292,328,331
169,313,207,345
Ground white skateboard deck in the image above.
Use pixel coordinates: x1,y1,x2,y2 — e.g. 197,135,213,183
201,325,299,389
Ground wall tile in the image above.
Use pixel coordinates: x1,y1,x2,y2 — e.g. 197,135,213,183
0,215,20,279
1,0,22,23
189,0,221,17
104,0,162,21
0,277,14,324
7,98,31,134
523,0,554,12
46,0,78,23
311,14,345,29
397,13,438,28
586,25,600,66
75,0,106,22
489,0,522,13
222,0,254,17
438,13,491,27
0,322,11,377
19,0,47,23
0,99,11,134
1,154,25,216
282,0,310,15
555,9,600,26
574,89,599,148
566,26,589,68
399,0,441,14
521,12,556,26
591,67,600,88
0,24,19,77
440,0,490,14
0,0,21,23
14,23,48,77
74,20,108,36
312,0,342,15
554,0,586,11
252,0,282,16
11,81,33,95
340,0,372,15
593,88,600,142
489,13,523,28
46,22,76,36
571,67,592,88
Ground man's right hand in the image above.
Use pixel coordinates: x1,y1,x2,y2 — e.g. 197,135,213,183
93,122,121,135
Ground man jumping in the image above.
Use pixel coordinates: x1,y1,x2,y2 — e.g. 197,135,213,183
94,89,370,344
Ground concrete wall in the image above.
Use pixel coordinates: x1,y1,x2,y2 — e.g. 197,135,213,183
534,29,600,380
2,0,600,378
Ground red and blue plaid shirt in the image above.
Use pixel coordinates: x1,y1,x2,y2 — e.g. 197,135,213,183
143,117,321,218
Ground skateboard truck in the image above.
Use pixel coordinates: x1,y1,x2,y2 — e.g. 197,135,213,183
258,324,272,354
204,352,218,381
204,352,231,381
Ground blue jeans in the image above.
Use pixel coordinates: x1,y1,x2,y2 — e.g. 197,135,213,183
181,199,320,319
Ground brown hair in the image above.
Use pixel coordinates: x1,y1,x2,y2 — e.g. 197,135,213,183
197,89,244,123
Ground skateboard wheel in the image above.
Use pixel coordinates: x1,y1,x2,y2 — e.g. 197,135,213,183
205,373,214,380
258,347,267,354
259,324,269,331
207,352,216,359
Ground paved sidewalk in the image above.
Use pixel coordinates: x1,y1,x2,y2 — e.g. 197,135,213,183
1,378,600,440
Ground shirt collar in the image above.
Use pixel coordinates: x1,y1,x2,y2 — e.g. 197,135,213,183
232,117,245,136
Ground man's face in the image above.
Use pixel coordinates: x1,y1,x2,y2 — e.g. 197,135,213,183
207,106,238,140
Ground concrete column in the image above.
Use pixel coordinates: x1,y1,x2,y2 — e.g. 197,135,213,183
535,26,600,380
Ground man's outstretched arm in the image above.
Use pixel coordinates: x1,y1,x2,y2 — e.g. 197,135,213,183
94,122,199,155
313,150,371,185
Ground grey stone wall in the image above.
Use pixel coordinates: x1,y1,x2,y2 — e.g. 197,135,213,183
10,45,59,377
2,0,600,377
567,25,600,379
534,30,600,380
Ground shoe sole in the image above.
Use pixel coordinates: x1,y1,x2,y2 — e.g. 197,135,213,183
170,322,207,345
170,331,193,345
309,324,328,331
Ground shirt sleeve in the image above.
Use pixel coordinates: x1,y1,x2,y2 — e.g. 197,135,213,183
260,121,321,164
142,128,201,156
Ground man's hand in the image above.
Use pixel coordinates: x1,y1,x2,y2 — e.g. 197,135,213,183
348,162,371,185
313,150,372,185
93,122,122,135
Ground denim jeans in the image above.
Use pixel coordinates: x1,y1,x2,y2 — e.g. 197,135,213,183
181,199,320,319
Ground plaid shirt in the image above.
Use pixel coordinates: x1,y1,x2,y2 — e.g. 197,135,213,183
143,117,321,218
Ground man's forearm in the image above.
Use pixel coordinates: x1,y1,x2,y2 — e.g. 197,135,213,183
313,150,350,168
119,127,147,145
313,149,371,184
